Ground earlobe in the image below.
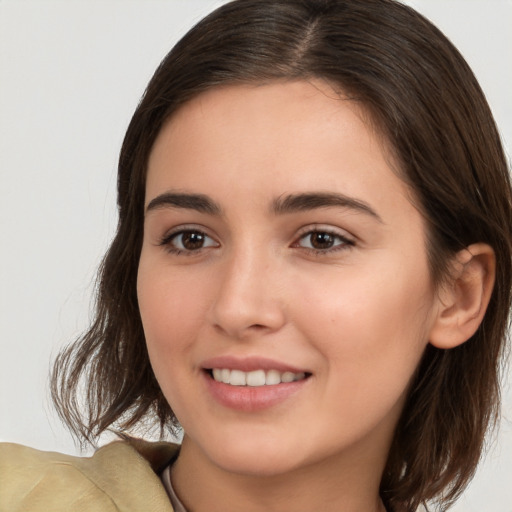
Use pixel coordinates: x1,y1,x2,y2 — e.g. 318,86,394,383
429,243,496,350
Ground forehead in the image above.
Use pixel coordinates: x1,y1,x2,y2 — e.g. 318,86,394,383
145,80,412,216
156,80,384,147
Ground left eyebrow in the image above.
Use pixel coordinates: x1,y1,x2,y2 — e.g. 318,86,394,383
271,192,383,223
145,192,222,215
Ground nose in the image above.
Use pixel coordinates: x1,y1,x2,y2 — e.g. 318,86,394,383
208,246,287,340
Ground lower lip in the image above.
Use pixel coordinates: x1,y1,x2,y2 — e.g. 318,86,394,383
202,372,309,412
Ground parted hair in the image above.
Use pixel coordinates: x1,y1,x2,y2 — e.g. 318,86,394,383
51,1,512,510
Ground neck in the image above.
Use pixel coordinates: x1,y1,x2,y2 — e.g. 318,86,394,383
171,435,389,512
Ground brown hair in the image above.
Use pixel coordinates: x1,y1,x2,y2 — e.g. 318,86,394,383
51,1,512,510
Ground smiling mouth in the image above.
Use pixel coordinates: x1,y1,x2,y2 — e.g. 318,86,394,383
206,368,310,387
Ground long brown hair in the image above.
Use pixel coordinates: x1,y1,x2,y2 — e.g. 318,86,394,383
51,1,512,510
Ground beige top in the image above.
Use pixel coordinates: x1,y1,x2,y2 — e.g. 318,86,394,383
0,439,179,512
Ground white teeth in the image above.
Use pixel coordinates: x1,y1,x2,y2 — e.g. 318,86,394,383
211,368,307,386
230,369,247,386
265,369,281,385
281,371,295,383
246,369,266,387
221,368,231,384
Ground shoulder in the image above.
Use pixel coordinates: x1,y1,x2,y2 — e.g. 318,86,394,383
0,439,179,512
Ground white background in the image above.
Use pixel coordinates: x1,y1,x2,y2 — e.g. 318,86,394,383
1,1,511,510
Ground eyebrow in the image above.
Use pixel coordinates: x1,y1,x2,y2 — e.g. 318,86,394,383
146,192,222,215
145,191,382,222
272,192,383,222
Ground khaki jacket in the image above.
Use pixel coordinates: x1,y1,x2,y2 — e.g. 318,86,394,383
0,439,179,512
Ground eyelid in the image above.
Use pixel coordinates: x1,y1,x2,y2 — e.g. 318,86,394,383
159,223,215,240
292,224,356,253
158,224,220,254
171,232,218,249
294,224,355,242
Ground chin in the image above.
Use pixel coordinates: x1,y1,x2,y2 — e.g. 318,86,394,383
199,432,309,477
214,450,304,478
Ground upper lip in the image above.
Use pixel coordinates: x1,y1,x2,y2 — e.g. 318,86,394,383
201,355,309,374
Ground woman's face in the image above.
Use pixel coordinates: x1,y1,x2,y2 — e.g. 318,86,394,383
138,80,442,476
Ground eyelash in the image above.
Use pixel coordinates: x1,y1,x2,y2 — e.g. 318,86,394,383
159,228,218,256
293,228,355,255
158,227,355,256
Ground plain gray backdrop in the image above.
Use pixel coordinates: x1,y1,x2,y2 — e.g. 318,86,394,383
1,1,511,510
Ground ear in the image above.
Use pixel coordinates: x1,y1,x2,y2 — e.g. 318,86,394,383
429,243,496,349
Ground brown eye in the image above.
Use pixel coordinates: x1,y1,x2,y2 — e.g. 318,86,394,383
167,230,218,252
180,231,206,250
309,232,335,249
297,230,352,252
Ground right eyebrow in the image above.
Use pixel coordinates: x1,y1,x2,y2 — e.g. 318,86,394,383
271,192,383,223
145,192,222,216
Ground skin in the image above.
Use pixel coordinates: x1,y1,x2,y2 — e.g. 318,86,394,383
137,80,470,512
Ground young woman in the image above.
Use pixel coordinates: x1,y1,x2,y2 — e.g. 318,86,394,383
1,1,511,511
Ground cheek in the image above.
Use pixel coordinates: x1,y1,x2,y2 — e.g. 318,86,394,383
293,258,434,394
137,264,210,371
137,264,215,422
